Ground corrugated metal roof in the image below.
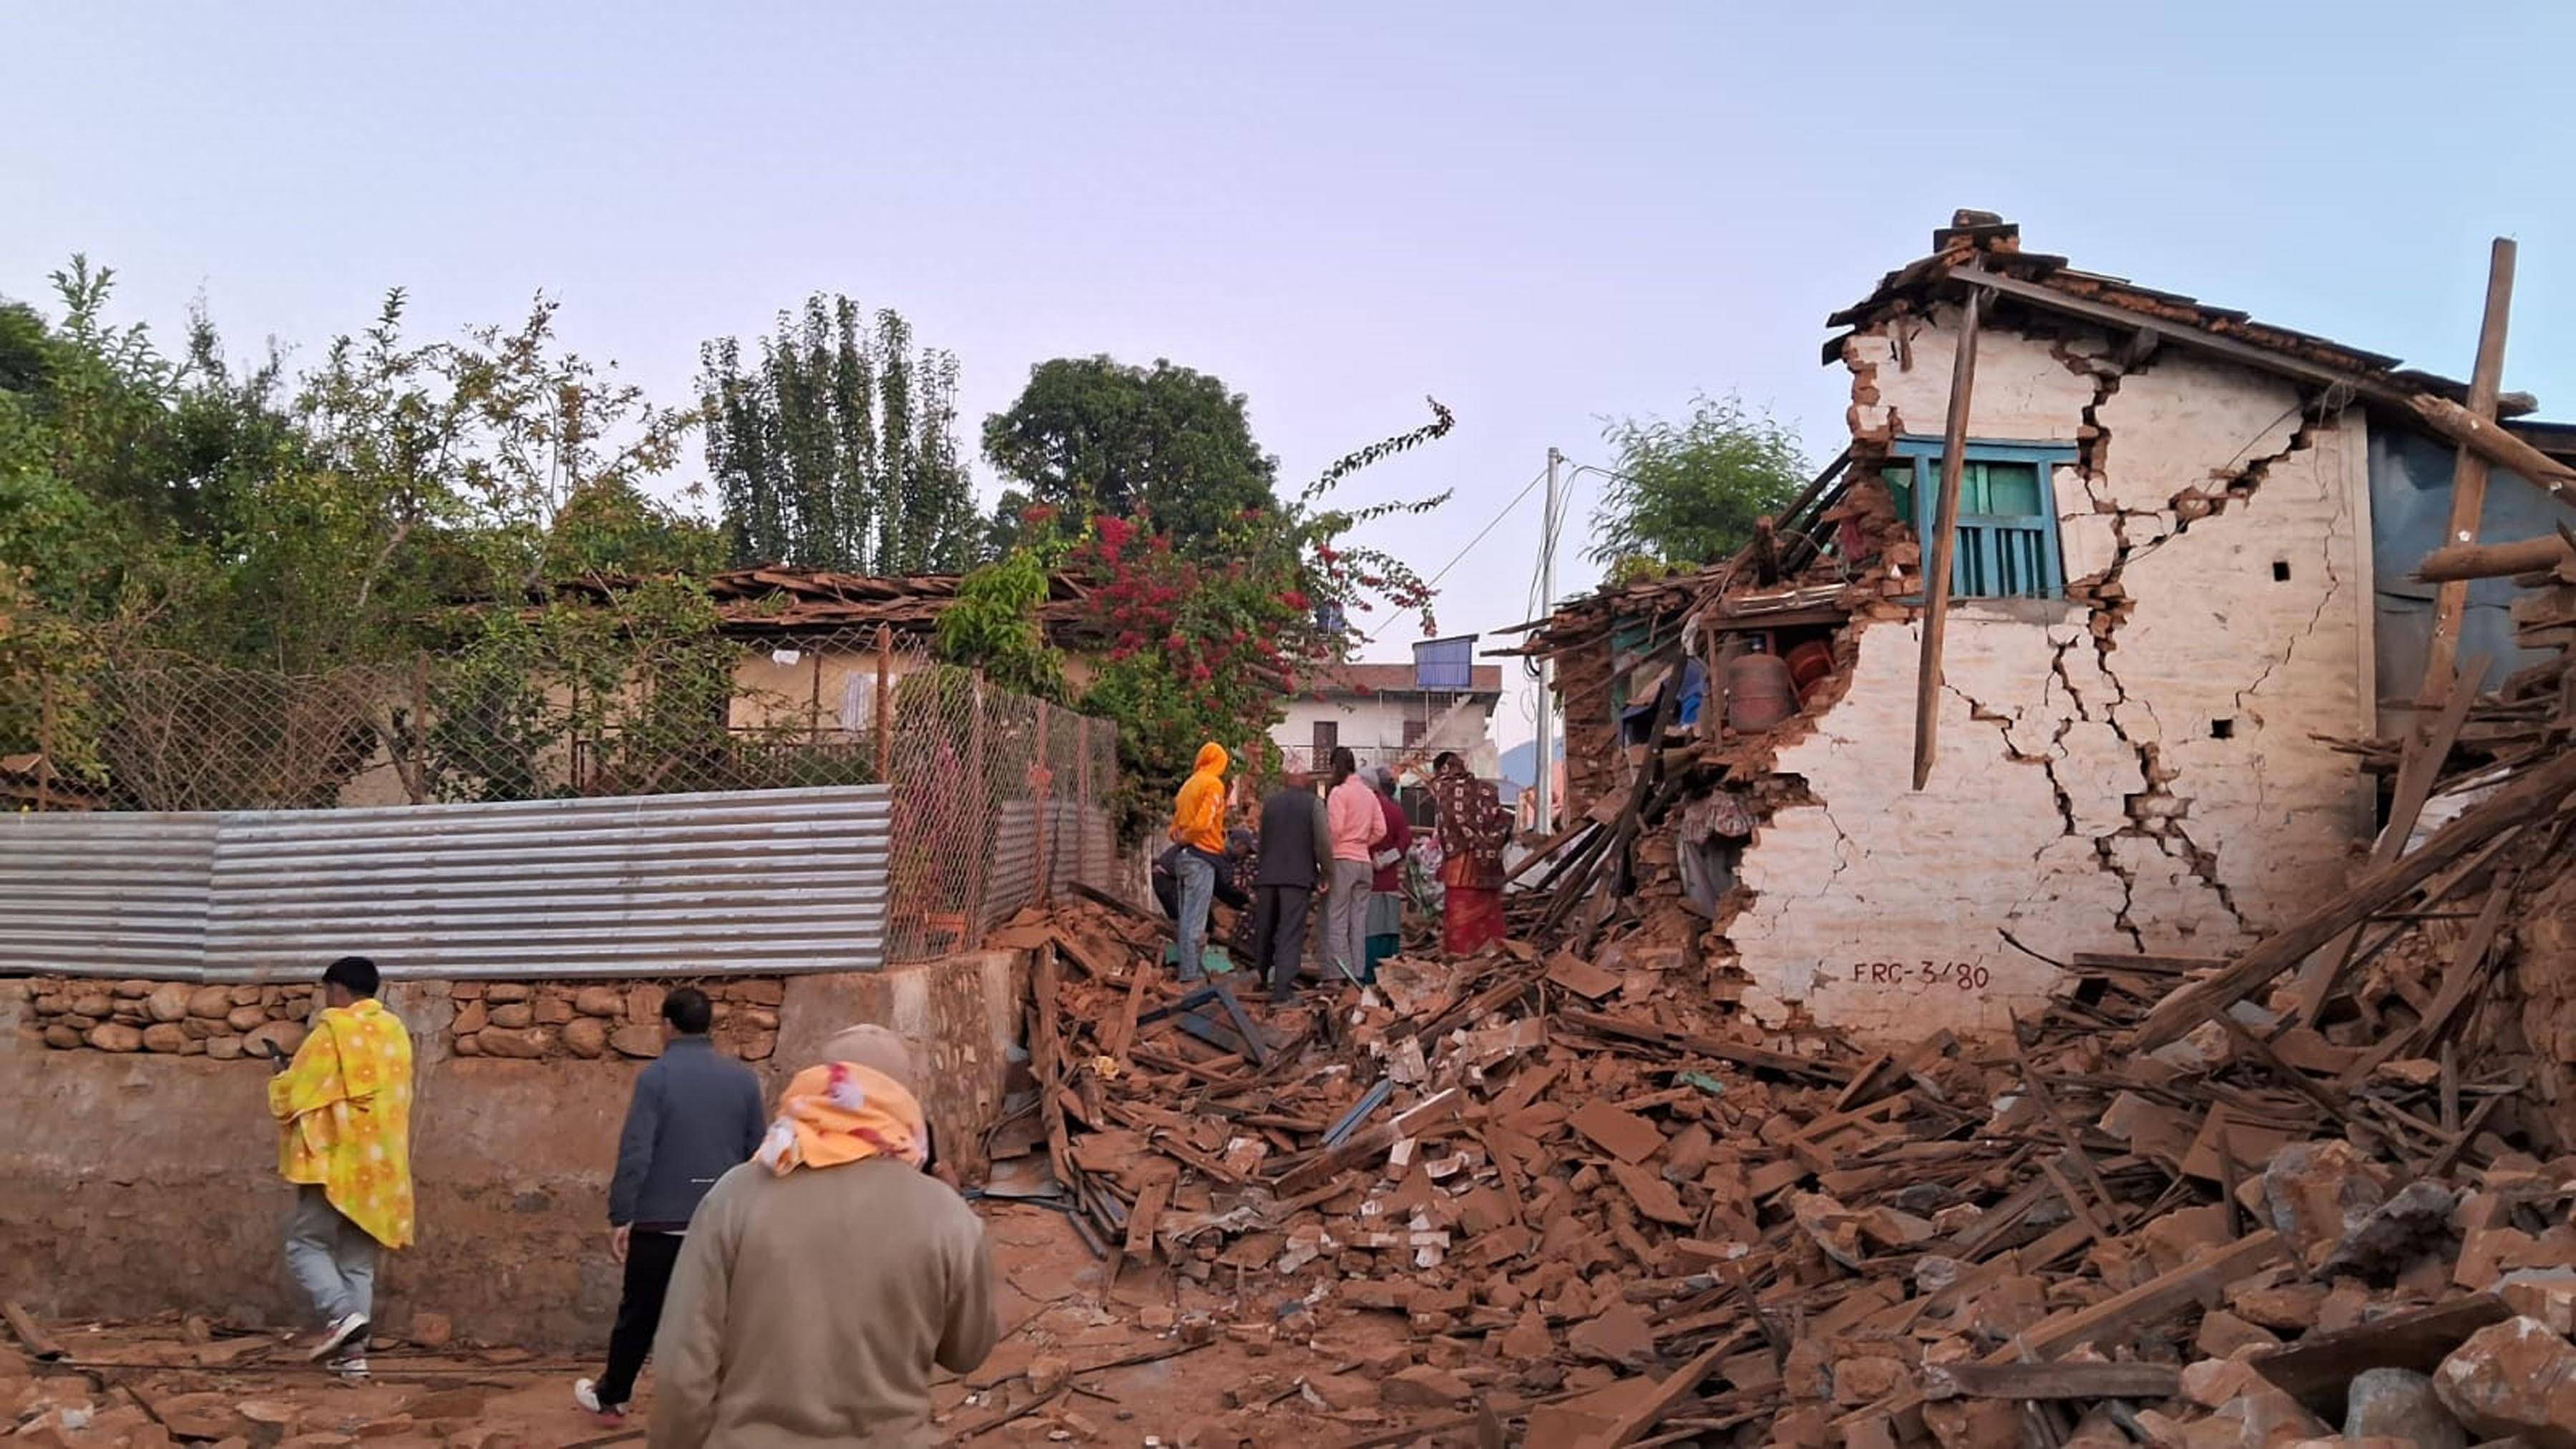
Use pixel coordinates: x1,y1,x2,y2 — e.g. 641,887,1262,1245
1,787,892,982
0,811,218,976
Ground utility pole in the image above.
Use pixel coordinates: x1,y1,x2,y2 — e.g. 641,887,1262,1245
1533,447,1562,834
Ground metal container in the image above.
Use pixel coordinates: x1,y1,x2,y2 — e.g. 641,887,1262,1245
1724,651,1798,733
1784,639,1836,702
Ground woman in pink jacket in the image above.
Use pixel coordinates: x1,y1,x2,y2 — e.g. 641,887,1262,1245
1321,747,1385,987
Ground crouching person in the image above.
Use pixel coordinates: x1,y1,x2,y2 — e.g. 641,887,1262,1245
646,1025,998,1448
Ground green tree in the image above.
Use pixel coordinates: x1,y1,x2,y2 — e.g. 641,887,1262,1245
945,399,1453,837
699,294,978,575
1585,392,1808,572
982,356,1277,554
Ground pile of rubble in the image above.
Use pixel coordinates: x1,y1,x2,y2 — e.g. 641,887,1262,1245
1000,717,2576,1448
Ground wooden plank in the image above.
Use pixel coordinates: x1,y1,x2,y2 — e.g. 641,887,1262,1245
2421,238,2520,696
1913,283,1986,791
1559,1008,1855,1083
2014,1231,2283,1357
2416,532,2575,582
1106,933,1158,1068
1274,1088,1462,1196
2422,1093,2505,1179
2292,657,2484,1023
2340,861,2522,1087
1582,1326,1752,1448
1123,1169,1174,1262
2009,1020,2122,1230
1840,1232,2286,1432
2250,1295,2511,1411
1924,1361,2181,1402
1029,945,1080,1196
2131,748,2576,1049
0,1299,63,1361
2070,950,2223,974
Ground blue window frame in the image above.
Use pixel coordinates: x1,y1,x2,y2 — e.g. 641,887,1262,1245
1883,437,2076,600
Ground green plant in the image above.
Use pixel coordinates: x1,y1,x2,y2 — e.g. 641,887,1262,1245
982,356,1280,555
1586,391,1808,569
936,543,1065,701
700,294,979,573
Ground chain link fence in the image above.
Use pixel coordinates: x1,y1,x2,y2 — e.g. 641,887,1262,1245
1,628,1119,965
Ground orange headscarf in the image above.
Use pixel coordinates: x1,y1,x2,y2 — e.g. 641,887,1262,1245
755,1060,929,1175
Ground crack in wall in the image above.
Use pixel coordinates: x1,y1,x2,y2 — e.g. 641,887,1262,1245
2041,337,2333,944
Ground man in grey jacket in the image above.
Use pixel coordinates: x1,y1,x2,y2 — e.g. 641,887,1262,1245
1250,769,1337,1004
575,986,767,1420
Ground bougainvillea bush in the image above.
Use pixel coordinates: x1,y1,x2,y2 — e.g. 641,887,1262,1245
941,399,1453,837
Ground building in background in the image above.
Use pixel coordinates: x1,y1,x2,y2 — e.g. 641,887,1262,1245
1267,637,1503,796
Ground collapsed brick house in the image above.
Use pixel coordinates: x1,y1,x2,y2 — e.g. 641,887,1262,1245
1515,214,2571,1040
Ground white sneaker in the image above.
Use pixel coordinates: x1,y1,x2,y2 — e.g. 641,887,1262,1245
330,1355,369,1382
574,1378,625,1418
308,1312,369,1362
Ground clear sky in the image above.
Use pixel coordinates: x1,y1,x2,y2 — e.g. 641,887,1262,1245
9,4,2572,750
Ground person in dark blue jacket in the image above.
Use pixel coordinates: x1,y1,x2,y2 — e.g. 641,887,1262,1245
575,986,766,1420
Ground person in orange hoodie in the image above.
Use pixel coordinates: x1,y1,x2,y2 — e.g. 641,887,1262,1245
1168,741,1230,981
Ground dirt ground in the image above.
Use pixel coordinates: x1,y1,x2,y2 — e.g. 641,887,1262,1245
2,1202,1465,1448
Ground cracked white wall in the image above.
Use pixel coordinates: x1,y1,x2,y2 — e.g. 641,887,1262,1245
1736,309,2374,1038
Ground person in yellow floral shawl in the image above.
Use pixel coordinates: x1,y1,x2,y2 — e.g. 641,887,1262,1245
263,955,414,1371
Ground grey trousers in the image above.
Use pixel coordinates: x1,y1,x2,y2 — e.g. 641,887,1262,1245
1325,859,1373,982
285,1184,379,1326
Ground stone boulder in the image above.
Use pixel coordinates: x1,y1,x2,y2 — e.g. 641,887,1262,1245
141,1023,189,1053
2343,1366,2466,1448
561,1017,609,1059
87,1023,145,1052
2263,1138,2388,1265
477,1027,550,1060
610,1025,663,1060
244,1020,307,1060
146,981,195,1023
2433,1314,2576,1447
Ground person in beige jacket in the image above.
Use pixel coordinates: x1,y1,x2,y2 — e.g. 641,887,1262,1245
645,1025,997,1448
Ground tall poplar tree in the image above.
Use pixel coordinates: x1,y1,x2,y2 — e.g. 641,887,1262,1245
699,295,980,573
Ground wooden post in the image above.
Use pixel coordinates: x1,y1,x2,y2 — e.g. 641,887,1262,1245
1074,715,1093,889
2420,238,2517,702
34,673,58,814
807,643,824,742
872,625,893,782
406,650,434,804
1912,284,1986,791
2416,532,2574,582
1033,700,1055,902
967,672,989,932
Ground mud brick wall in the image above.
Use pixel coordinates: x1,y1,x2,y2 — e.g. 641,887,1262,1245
0,949,1025,1347
447,978,781,1062
21,977,316,1058
1727,308,2374,1039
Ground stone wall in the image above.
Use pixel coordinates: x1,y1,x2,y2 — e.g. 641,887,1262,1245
22,978,316,1058
1729,308,2375,1039
447,978,781,1062
0,949,1028,1347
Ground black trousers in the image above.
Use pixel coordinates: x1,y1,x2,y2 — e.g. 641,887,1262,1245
597,1229,686,1406
1250,884,1313,1001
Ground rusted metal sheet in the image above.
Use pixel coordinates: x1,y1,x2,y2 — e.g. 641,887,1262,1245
1,787,890,981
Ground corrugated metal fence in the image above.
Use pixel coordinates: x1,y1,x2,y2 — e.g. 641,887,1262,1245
1,786,890,982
